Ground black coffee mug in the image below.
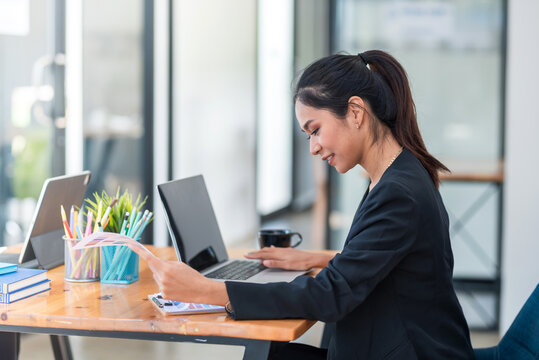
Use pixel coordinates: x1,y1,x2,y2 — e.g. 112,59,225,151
258,229,303,248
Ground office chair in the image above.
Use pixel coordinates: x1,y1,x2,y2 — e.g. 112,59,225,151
474,283,539,360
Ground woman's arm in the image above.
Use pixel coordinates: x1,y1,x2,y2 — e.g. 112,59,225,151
244,247,334,270
129,244,334,304
129,243,229,305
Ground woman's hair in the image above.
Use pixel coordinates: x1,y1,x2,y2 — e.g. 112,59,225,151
294,50,449,188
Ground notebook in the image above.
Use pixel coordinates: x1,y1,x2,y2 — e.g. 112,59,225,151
0,267,48,293
157,175,308,283
0,172,91,269
0,262,18,275
0,280,51,304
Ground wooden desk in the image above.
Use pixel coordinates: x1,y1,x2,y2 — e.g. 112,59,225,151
0,246,318,360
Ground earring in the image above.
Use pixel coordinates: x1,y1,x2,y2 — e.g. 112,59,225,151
355,123,359,129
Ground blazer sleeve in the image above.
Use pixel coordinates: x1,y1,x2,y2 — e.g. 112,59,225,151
226,181,420,322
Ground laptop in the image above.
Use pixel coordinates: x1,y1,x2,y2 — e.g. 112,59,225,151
157,175,308,283
0,171,91,269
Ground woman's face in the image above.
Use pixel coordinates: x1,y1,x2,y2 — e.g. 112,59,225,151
295,101,364,173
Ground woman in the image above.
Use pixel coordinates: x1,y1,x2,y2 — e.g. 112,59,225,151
131,50,475,359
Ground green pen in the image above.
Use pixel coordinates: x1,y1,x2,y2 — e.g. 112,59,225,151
120,212,129,235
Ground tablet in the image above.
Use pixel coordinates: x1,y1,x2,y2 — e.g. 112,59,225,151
0,171,91,269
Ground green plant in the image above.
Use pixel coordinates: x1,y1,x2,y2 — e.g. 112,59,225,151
84,188,148,233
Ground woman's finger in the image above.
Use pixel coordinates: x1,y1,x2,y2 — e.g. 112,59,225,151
261,259,285,268
245,247,281,259
127,243,155,262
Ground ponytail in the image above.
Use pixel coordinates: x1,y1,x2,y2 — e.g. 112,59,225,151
295,51,449,188
362,50,448,187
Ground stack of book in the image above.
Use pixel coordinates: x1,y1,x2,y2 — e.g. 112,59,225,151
0,262,50,304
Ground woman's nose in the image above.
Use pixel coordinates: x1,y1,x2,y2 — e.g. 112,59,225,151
310,141,321,155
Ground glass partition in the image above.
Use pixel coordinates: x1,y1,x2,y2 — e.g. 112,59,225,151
81,0,147,203
330,0,505,329
0,0,63,246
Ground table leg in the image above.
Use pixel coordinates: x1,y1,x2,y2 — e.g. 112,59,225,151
50,335,73,360
242,339,271,360
0,331,19,360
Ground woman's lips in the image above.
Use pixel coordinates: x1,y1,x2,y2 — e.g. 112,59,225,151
327,154,335,166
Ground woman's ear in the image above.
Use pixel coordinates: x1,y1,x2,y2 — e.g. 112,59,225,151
347,96,367,127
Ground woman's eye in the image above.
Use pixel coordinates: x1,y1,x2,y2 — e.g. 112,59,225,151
306,129,319,140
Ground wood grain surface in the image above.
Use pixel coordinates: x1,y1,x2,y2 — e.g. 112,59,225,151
0,246,324,341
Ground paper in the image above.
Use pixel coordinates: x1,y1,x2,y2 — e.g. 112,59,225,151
72,232,155,257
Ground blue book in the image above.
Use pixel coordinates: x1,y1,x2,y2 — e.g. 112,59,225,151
0,280,51,304
0,268,48,293
0,262,18,275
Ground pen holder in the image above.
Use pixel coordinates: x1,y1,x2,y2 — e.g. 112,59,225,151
64,236,100,282
100,245,139,284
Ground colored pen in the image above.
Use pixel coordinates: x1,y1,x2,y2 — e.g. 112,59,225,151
78,206,85,237
74,211,83,239
133,210,144,228
97,221,103,233
128,210,137,234
119,212,129,235
137,212,153,239
129,210,147,238
85,211,93,237
123,222,130,236
128,219,143,238
75,224,83,239
69,206,75,235
100,199,117,230
131,211,147,238
94,200,103,233
61,205,74,239
133,211,151,240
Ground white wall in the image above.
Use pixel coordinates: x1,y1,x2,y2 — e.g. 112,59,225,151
172,0,257,245
501,0,539,334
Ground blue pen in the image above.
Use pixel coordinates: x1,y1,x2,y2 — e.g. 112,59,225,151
134,212,152,240
129,210,147,238
128,218,143,238
132,211,144,230
128,210,137,234
75,225,83,240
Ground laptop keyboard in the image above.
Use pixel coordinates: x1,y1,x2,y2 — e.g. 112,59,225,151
205,260,267,280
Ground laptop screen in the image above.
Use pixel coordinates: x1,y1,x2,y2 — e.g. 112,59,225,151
157,175,229,271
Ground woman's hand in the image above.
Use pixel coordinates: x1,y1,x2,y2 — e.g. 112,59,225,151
128,244,227,304
244,246,333,270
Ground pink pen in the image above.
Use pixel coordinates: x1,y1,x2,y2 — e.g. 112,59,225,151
85,212,93,237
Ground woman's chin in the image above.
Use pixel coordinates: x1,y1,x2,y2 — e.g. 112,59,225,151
334,165,349,174
334,162,357,174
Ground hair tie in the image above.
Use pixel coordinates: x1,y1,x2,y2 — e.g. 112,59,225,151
358,52,368,65
358,53,370,70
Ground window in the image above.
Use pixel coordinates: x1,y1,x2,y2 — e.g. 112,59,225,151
330,0,505,329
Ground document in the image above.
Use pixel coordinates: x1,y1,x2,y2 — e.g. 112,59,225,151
72,232,155,257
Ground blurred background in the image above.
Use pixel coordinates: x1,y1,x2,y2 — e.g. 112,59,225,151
0,0,538,358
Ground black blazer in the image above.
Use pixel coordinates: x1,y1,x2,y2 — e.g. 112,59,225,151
226,149,474,359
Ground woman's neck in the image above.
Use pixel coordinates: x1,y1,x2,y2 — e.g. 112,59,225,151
362,137,403,191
